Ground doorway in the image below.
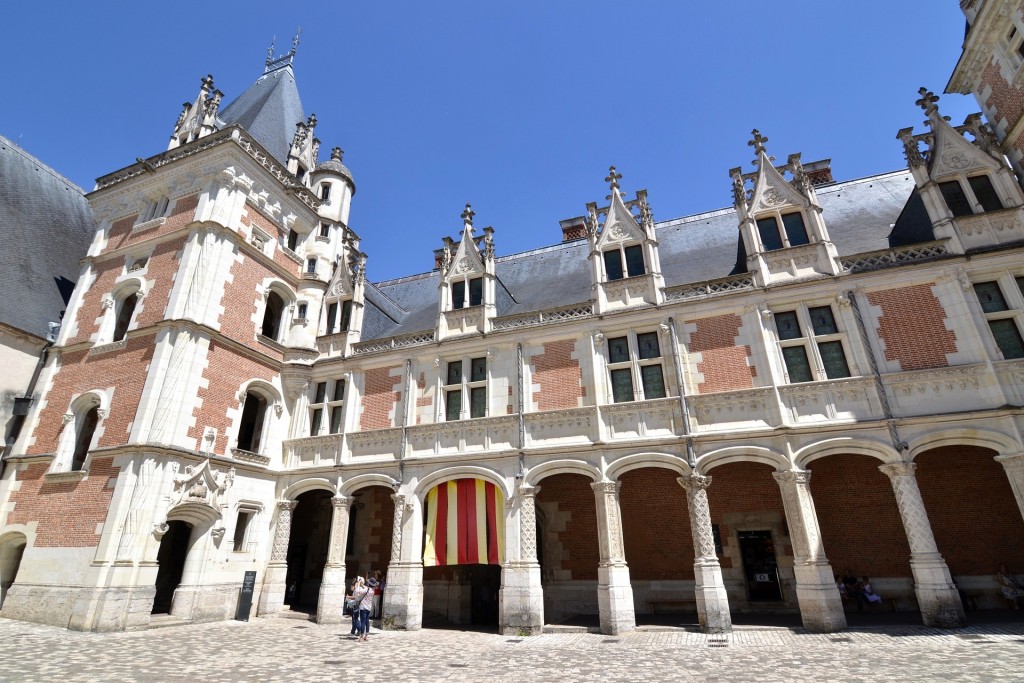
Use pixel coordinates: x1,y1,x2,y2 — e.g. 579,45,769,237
284,490,333,612
0,534,26,609
738,530,782,602
153,521,193,614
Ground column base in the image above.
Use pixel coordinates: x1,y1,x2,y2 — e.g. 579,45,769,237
910,555,965,628
693,560,732,634
499,562,544,636
597,563,634,635
257,563,288,616
382,562,423,630
317,565,348,625
792,562,847,633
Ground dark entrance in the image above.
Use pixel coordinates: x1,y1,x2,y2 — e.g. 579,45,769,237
468,564,500,627
284,490,333,611
152,520,192,614
738,530,782,602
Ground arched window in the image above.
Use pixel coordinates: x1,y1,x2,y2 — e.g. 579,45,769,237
261,291,286,340
236,392,268,453
71,405,100,471
112,293,138,342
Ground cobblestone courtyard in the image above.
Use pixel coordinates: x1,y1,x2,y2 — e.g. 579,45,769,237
2,616,1024,682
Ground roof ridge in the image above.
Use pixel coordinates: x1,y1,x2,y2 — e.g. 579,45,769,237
0,134,87,194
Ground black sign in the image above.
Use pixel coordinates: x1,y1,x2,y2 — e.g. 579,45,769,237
235,570,257,621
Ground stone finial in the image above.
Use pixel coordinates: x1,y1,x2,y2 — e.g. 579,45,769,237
307,113,317,130
291,27,302,56
461,203,475,227
748,128,769,156
331,147,344,162
605,165,623,193
200,74,214,95
916,87,940,117
266,37,276,67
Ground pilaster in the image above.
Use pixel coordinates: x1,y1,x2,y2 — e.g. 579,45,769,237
879,462,965,627
591,480,634,635
677,475,731,633
499,484,544,635
382,493,423,630
257,500,295,615
316,496,351,624
772,470,846,632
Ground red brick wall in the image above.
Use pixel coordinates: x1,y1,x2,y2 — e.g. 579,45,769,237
363,486,395,568
28,338,154,454
537,474,599,581
688,314,756,394
243,205,300,274
866,284,958,371
706,462,789,569
809,455,912,578
980,59,1024,133
217,243,290,358
103,193,199,254
531,339,584,411
66,261,121,344
8,456,119,547
916,446,1024,575
361,366,401,430
134,236,187,327
620,469,694,580
187,340,279,454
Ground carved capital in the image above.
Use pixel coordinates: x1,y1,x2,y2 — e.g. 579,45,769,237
61,413,76,426
677,474,712,492
153,522,169,540
331,495,351,510
277,499,297,512
879,461,917,479
773,469,812,486
517,482,540,499
591,480,618,495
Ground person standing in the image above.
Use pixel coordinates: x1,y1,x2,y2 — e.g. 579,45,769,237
345,577,360,636
357,576,375,641
371,570,384,619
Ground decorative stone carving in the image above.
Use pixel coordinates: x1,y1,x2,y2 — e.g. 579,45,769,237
518,484,540,563
62,413,75,426
270,500,297,563
153,522,169,540
678,475,715,560
390,494,406,562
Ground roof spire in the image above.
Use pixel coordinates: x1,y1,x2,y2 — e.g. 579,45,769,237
263,27,302,74
605,165,622,193
461,203,476,229
748,128,771,166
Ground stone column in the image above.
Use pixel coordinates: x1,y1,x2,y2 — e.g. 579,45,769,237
257,500,295,615
499,483,544,635
677,474,732,633
316,495,351,624
592,480,634,635
995,453,1024,524
382,493,423,630
879,462,965,627
772,470,846,632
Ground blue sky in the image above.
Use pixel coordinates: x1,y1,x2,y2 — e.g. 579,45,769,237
4,2,976,282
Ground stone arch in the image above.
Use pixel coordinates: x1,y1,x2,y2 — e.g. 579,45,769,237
523,459,600,487
906,427,1021,460
794,436,901,470
605,451,692,481
0,529,27,608
340,473,398,497
283,477,335,501
696,445,790,475
56,390,111,472
414,465,512,502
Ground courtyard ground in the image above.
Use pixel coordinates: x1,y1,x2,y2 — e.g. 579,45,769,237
1,613,1023,682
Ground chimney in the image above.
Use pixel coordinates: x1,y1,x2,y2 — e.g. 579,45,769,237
802,158,834,186
560,216,587,242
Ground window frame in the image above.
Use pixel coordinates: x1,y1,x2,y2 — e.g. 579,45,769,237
309,378,347,435
753,209,811,252
772,304,853,384
442,355,488,421
232,507,259,553
449,276,483,310
602,243,647,282
973,276,1024,360
938,173,1005,217
604,329,668,403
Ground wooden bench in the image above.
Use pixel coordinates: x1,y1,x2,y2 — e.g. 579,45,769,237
649,599,697,614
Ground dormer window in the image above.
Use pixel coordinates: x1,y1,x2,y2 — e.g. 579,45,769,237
755,211,810,251
451,277,482,309
325,300,353,334
939,175,1004,217
603,245,645,281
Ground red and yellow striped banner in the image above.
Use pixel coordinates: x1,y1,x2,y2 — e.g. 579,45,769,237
423,478,504,566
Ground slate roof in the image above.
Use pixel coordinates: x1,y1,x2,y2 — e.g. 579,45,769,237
219,64,305,166
361,170,922,342
0,135,96,340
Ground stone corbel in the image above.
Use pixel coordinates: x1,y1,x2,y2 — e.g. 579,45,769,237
835,292,852,308
96,408,109,420
101,295,115,310
153,522,169,540
593,331,605,345
210,525,226,547
62,413,76,426
274,403,284,418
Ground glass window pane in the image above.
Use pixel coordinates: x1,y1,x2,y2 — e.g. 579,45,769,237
817,341,851,379
968,175,1003,212
310,408,322,434
608,336,630,363
624,245,646,277
340,300,352,331
782,346,814,383
469,277,483,306
451,280,466,309
808,306,838,335
757,216,784,251
470,357,487,382
446,361,463,386
939,180,973,217
445,390,462,420
989,319,1024,359
470,387,486,418
314,382,327,404
329,406,344,433
781,212,809,246
640,364,666,399
1016,276,1024,299
332,379,346,402
974,282,1008,313
610,368,634,403
326,303,338,332
775,312,802,340
636,332,661,359
603,249,624,281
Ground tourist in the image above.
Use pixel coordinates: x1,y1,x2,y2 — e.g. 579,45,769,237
371,570,384,619
997,564,1023,609
345,578,360,636
841,571,863,612
861,577,883,608
357,576,375,641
